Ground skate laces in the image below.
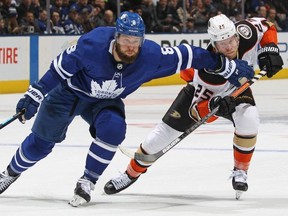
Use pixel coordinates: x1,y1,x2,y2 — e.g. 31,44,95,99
229,169,247,183
78,178,95,194
111,173,133,190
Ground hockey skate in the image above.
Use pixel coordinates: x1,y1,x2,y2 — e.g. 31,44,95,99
230,169,248,200
69,177,95,207
104,172,138,195
0,170,20,194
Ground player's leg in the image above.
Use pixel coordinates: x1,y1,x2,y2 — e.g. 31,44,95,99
230,89,259,198
0,133,55,194
0,85,76,194
70,100,126,206
104,84,197,194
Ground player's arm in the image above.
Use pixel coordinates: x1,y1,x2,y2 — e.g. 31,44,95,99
183,44,254,87
16,42,85,122
258,22,283,78
249,18,283,78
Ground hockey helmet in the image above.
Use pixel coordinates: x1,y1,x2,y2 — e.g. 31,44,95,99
208,14,237,46
115,11,145,45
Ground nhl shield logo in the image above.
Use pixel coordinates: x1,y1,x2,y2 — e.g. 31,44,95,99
117,63,123,70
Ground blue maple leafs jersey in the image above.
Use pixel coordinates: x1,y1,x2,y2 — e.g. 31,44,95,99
39,27,221,101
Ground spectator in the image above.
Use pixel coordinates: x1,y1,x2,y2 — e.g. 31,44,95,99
184,17,197,33
63,7,84,34
19,11,40,34
191,0,209,33
140,0,159,33
80,7,93,32
203,0,218,15
70,0,92,14
154,0,181,32
245,0,263,15
92,0,106,15
95,9,115,27
0,16,9,34
267,7,282,31
89,4,103,28
0,0,21,34
50,0,63,15
60,0,71,24
30,0,41,18
176,0,192,24
257,5,267,18
16,0,37,23
36,8,48,34
216,0,235,17
51,10,65,34
168,0,181,24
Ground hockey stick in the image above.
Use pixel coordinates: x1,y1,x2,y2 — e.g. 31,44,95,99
119,70,267,162
0,109,25,130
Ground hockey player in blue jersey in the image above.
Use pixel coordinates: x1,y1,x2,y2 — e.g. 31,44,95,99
0,11,254,206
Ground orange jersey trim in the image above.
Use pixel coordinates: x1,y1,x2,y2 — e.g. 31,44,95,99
180,68,195,82
197,100,218,123
260,23,278,47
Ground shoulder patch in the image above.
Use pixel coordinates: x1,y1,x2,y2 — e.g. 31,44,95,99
237,24,252,40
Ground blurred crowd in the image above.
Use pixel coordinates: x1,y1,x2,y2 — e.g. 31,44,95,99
0,0,287,35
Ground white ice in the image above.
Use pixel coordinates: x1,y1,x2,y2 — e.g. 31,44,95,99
0,79,287,216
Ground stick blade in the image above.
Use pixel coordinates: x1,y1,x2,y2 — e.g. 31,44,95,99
118,145,135,159
118,145,159,163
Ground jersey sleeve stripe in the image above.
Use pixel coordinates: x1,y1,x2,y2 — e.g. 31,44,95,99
183,44,193,68
173,46,182,72
53,59,67,79
53,52,74,79
57,52,74,77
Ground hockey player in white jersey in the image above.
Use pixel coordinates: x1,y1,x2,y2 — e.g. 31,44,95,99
0,12,254,206
104,14,283,199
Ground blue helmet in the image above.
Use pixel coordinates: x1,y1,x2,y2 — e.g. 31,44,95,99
116,11,145,38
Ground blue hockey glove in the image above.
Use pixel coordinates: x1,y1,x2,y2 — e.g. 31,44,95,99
258,43,283,78
209,96,236,116
217,56,254,87
16,83,45,123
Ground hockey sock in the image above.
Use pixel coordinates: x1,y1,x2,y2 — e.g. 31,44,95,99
126,145,152,178
233,133,256,171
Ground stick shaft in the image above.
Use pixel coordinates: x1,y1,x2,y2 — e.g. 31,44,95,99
0,109,25,130
121,71,267,162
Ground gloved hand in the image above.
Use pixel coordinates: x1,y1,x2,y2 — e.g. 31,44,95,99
16,83,45,123
209,96,236,116
217,55,254,87
258,43,283,78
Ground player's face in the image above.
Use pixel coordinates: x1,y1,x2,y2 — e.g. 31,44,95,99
115,35,142,64
215,35,239,59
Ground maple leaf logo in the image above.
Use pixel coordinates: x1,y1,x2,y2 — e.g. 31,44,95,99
89,80,125,99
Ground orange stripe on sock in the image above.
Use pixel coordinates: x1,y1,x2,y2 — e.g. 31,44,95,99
127,159,148,178
234,149,254,171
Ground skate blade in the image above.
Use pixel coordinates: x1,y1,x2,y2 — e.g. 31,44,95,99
69,195,88,207
235,190,243,200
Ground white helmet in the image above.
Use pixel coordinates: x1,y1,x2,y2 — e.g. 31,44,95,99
208,14,237,46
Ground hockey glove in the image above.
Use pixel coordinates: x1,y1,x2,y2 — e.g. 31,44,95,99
217,55,254,87
16,83,45,123
258,43,283,78
209,96,236,117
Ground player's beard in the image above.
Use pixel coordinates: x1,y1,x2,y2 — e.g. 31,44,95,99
115,43,139,64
